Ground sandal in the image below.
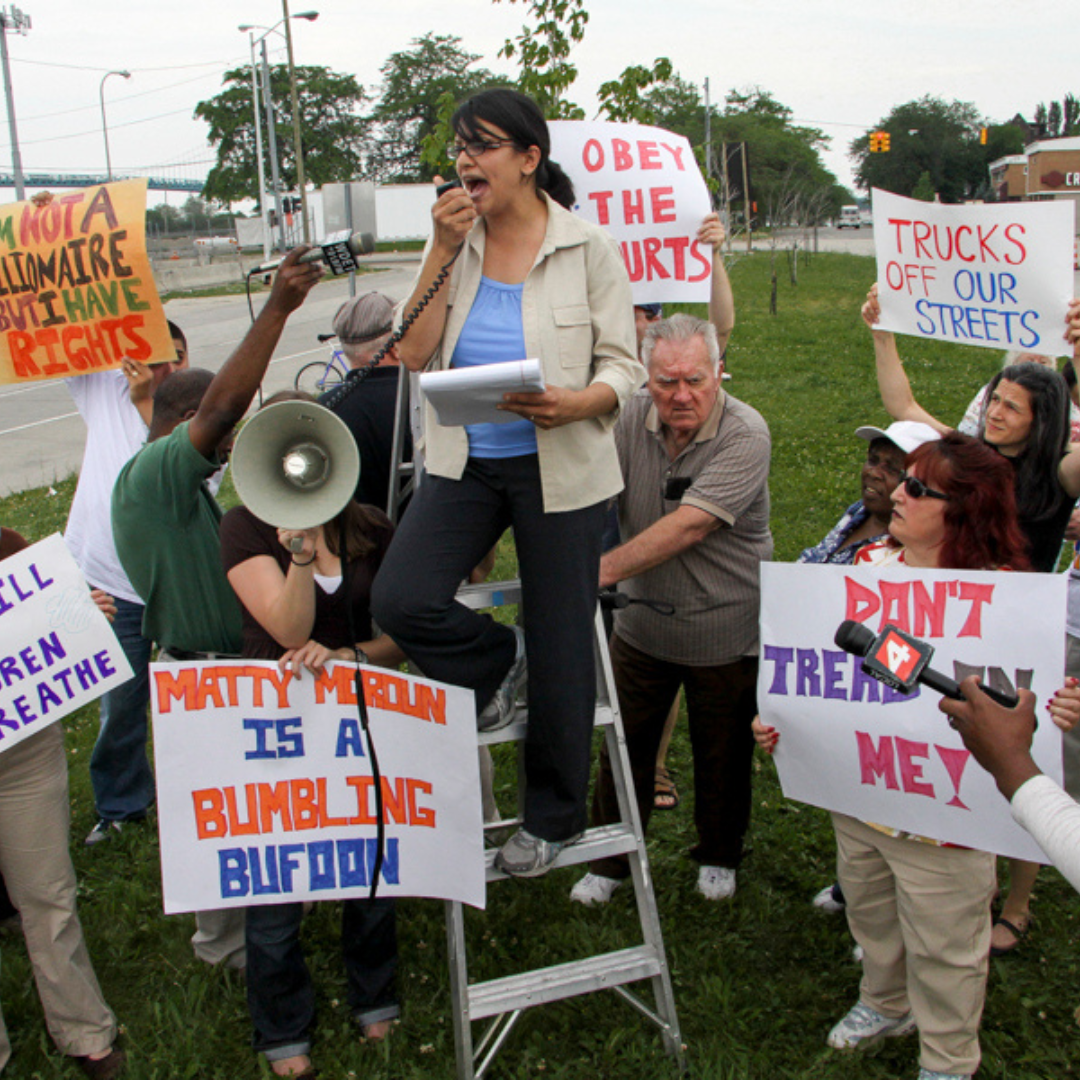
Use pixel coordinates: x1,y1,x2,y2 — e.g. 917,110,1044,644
990,914,1031,957
654,766,680,811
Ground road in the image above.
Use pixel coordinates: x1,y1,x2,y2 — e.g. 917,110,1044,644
0,262,420,497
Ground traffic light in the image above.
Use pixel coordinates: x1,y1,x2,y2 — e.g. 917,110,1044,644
869,131,891,153
980,127,988,145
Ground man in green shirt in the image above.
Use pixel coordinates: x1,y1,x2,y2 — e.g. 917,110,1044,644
112,247,323,967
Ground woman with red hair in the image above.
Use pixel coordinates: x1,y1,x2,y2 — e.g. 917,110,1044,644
825,433,1078,1080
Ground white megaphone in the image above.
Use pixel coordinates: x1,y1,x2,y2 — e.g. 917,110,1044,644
231,400,360,530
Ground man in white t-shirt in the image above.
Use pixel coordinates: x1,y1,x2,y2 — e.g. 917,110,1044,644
64,322,189,844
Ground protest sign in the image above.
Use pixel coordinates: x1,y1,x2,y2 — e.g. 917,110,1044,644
0,179,175,386
549,120,713,304
0,533,132,753
150,659,485,913
760,562,1065,862
872,188,1074,356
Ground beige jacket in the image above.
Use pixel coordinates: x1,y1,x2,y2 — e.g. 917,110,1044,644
409,193,642,513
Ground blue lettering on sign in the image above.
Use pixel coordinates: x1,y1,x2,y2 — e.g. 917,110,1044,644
216,839,401,898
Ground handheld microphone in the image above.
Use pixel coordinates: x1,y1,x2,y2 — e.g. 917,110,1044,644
834,620,1019,708
251,230,376,277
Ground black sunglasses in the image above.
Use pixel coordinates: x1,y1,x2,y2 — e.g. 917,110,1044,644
899,474,950,501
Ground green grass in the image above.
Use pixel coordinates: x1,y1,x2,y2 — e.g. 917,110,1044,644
3,252,1078,1078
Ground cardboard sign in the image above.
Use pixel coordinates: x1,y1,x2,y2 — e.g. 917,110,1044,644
0,533,132,752
873,188,1074,356
760,562,1066,862
0,180,175,385
150,660,485,913
549,120,713,304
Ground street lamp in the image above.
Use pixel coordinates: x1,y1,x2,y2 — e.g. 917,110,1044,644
239,29,271,262
99,70,131,183
239,11,317,251
0,5,30,201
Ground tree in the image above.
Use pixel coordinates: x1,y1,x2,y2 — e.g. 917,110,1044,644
911,171,936,202
850,96,991,203
195,65,368,205
368,34,502,183
596,58,674,122
714,88,846,223
495,0,587,119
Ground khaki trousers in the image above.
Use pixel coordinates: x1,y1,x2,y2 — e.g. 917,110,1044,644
833,812,994,1077
0,724,116,1069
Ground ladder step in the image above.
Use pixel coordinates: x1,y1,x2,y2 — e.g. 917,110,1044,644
466,945,663,1019
458,580,523,610
478,703,614,748
484,823,637,882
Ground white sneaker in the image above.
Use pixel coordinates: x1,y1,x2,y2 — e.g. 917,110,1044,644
696,865,736,901
812,883,846,913
569,872,622,907
827,1001,916,1050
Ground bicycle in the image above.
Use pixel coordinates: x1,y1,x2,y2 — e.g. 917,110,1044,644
294,333,349,395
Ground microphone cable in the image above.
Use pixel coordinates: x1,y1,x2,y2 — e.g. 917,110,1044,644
339,516,387,901
320,246,462,411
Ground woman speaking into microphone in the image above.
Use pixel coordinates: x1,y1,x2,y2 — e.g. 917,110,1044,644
372,89,640,877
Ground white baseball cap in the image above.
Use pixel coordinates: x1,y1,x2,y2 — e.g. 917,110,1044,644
855,420,941,454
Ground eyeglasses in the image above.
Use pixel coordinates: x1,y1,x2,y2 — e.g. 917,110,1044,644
448,138,518,160
899,474,950,501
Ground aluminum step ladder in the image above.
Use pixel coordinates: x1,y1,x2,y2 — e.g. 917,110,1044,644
445,578,685,1080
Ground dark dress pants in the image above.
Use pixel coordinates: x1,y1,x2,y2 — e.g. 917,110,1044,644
372,455,605,841
591,633,759,877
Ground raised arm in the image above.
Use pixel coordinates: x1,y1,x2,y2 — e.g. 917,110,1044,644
1061,299,1080,497
698,213,734,355
394,181,478,373
121,358,155,427
862,283,949,433
187,247,322,459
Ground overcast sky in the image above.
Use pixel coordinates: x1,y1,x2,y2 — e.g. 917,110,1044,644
1,0,1072,202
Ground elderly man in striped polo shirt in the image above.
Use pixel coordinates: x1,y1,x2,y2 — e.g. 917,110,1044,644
571,312,773,906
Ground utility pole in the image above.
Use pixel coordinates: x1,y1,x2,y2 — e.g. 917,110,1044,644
281,0,310,242
0,5,30,201
260,39,288,253
245,31,271,262
703,77,711,189
741,142,752,254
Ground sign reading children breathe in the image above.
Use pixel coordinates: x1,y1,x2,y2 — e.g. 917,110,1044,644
0,534,132,753
549,120,713,304
0,180,174,385
872,188,1074,356
150,660,485,913
760,563,1065,863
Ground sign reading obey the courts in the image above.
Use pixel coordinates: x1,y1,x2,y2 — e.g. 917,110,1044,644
760,562,1065,862
550,120,713,305
151,659,485,912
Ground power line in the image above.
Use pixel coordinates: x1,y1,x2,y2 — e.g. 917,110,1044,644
11,55,249,75
0,107,196,151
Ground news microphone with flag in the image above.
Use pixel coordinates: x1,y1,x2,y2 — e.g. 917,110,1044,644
834,619,1019,708
251,230,376,277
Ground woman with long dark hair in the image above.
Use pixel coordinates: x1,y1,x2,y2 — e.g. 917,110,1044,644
371,89,640,878
220,394,405,1079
